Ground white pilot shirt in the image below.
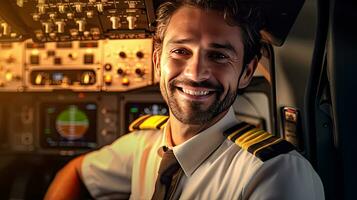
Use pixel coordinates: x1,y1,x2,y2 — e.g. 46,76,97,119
82,107,325,200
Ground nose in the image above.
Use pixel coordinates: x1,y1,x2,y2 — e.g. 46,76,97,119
183,53,211,82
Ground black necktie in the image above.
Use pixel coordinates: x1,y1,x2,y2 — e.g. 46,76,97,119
151,148,183,200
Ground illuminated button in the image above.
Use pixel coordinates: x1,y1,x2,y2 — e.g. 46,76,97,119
82,73,91,84
104,63,112,71
81,71,95,85
122,77,129,86
35,74,43,85
104,74,112,85
5,71,13,81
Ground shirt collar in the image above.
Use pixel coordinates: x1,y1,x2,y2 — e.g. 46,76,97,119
163,107,238,177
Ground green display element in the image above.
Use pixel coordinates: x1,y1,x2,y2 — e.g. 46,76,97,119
130,107,139,113
56,105,89,140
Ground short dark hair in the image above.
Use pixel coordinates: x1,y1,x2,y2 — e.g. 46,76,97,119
154,0,264,65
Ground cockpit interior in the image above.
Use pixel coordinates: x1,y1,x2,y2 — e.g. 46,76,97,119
0,0,356,199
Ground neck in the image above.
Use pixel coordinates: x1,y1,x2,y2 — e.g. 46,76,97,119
168,110,229,146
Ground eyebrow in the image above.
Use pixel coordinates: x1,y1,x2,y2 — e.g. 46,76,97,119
167,38,238,55
209,43,237,55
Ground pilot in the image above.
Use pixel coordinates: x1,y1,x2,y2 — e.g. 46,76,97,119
45,0,325,199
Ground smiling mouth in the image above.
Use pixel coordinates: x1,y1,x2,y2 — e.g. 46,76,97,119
176,86,215,97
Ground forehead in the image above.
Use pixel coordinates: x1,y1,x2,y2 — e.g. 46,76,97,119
164,6,244,48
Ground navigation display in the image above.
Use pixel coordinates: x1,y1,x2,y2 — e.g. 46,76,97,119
40,103,97,149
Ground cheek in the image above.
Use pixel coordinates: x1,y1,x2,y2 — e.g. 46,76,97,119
215,66,239,83
161,60,184,80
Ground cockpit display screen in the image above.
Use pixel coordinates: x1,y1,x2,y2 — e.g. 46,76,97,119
40,103,97,149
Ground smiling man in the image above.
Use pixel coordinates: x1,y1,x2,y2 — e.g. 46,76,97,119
45,0,325,200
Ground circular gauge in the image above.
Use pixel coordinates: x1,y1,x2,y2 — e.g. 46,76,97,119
56,105,89,140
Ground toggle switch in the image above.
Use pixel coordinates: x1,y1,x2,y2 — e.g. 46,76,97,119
42,22,52,33
55,21,65,33
110,16,120,29
76,20,86,32
58,4,65,13
126,16,137,30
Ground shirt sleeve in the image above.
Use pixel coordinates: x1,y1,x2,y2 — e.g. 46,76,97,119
81,133,138,199
242,151,325,200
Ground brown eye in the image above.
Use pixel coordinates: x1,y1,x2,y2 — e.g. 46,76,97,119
208,51,229,63
172,49,190,55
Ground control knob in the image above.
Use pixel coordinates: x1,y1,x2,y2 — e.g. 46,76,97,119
135,68,145,76
117,68,125,75
104,63,112,71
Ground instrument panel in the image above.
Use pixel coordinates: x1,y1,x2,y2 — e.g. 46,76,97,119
0,38,154,92
0,0,155,42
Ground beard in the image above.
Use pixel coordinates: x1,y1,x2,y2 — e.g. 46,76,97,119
160,78,238,125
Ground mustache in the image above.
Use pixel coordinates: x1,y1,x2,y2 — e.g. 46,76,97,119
169,79,223,91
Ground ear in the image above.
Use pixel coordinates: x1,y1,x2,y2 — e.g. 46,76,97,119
238,57,258,89
153,49,161,78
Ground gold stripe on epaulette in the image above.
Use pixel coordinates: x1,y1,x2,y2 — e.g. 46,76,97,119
224,122,295,161
241,132,272,150
253,138,283,155
139,115,169,130
129,115,151,131
227,124,253,140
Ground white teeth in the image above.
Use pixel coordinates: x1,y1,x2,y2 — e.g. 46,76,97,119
182,88,209,96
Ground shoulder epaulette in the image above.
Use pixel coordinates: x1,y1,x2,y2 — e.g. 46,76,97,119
129,115,169,132
223,122,295,162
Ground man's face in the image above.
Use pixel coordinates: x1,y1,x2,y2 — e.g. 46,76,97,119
154,6,256,124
